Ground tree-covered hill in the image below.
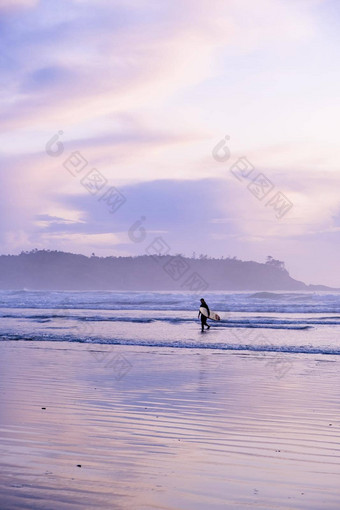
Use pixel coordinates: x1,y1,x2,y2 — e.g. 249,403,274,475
0,250,332,291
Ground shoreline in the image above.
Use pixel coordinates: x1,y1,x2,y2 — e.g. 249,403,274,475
1,340,339,509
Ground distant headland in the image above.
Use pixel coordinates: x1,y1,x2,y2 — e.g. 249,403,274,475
0,250,336,291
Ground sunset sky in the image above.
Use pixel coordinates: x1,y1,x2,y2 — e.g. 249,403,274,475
1,0,340,286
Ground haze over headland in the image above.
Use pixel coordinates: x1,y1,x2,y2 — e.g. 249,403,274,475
0,250,335,291
1,1,339,287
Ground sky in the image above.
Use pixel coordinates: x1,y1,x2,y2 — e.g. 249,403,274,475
1,0,340,286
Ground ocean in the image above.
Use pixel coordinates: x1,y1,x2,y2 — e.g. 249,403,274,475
0,290,339,357
1,290,340,509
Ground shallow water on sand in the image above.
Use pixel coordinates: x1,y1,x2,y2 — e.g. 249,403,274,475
0,341,339,509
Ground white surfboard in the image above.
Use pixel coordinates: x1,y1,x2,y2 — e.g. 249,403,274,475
199,307,221,321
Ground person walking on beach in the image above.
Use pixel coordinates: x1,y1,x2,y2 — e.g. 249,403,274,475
198,298,210,332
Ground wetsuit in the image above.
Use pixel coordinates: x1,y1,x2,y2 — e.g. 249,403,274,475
198,301,210,331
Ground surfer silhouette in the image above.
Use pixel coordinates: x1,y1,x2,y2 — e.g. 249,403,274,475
198,298,210,332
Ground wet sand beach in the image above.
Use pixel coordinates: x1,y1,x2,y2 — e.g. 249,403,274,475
0,340,339,509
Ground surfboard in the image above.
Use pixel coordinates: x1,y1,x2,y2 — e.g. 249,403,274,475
199,307,221,321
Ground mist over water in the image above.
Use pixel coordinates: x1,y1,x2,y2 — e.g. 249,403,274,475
1,290,340,312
